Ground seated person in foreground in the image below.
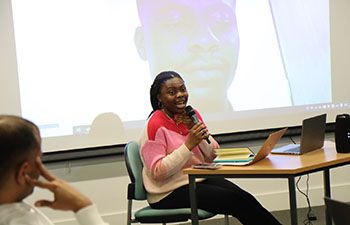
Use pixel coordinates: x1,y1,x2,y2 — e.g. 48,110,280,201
0,115,108,225
138,71,282,225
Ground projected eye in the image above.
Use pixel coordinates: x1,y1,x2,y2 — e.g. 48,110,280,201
155,8,193,32
158,9,185,25
209,9,235,32
213,11,232,23
165,12,182,25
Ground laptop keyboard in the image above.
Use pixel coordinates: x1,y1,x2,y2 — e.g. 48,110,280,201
271,143,301,154
284,145,301,153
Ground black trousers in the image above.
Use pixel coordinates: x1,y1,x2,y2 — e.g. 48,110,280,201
150,178,281,225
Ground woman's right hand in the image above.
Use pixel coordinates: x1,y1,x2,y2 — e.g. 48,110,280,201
185,121,209,150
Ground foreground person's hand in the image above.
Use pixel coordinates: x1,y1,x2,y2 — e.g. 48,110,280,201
26,157,92,212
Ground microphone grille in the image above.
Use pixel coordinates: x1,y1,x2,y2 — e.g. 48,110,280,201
185,105,195,115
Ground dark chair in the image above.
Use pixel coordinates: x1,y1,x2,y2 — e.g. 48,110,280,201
324,197,350,225
124,141,229,225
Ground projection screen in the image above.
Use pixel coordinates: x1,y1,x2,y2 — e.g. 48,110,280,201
1,0,349,153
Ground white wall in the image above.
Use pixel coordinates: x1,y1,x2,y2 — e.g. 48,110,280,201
0,0,21,114
330,0,350,101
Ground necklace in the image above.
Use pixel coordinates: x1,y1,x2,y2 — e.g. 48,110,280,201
162,109,174,121
161,109,183,134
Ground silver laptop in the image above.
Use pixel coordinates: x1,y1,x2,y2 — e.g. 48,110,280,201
271,114,327,155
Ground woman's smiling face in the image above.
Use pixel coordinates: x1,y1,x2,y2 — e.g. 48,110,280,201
157,77,189,117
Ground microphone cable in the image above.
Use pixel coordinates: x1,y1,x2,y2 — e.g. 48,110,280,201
296,174,317,225
290,136,296,144
290,136,317,224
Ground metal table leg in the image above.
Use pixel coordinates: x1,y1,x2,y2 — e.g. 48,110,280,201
324,169,332,225
189,175,199,225
288,177,298,225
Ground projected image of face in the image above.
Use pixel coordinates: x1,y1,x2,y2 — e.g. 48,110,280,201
135,0,239,116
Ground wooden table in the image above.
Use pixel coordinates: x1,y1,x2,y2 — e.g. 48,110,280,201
183,142,350,225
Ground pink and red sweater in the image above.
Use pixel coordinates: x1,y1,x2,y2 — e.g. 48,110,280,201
139,110,220,203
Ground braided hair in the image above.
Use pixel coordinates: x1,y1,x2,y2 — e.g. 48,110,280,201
149,71,183,117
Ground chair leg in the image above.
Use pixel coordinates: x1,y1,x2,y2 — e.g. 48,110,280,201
224,214,229,225
127,200,132,225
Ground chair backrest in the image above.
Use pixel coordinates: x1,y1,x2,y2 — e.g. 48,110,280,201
324,197,350,225
124,141,147,200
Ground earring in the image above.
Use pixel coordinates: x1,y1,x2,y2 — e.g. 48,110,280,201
158,101,163,108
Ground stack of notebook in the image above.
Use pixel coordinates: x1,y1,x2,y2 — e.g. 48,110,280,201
214,147,255,163
213,128,287,166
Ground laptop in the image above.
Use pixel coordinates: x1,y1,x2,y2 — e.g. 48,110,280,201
324,197,350,225
217,128,287,166
271,114,327,155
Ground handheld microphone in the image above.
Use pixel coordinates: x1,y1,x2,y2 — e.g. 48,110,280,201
185,105,211,144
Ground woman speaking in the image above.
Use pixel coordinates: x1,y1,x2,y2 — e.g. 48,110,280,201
138,71,281,225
